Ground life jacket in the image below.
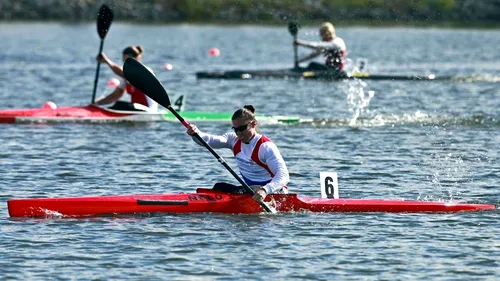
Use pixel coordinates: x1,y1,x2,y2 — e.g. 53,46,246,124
233,135,274,178
233,135,288,191
125,83,149,107
324,48,346,70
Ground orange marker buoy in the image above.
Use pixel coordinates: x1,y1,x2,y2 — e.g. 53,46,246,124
107,78,120,87
42,101,57,109
163,63,173,70
208,48,220,57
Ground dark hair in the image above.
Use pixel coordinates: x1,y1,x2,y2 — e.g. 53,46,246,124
122,45,144,58
232,105,255,122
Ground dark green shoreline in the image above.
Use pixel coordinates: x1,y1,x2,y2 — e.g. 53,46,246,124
1,19,499,30
1,0,499,29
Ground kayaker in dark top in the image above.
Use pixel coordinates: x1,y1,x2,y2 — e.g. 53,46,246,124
294,22,347,76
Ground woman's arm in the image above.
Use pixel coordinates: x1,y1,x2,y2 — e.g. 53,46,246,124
260,143,290,194
97,52,124,77
295,39,321,50
95,87,126,105
298,50,322,63
294,39,323,63
187,124,234,149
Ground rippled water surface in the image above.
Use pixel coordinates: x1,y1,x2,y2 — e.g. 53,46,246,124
1,23,499,280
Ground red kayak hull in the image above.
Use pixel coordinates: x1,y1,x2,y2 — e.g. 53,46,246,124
0,104,162,123
7,189,495,218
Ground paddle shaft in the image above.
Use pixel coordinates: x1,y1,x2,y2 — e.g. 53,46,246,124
288,22,299,68
91,39,104,104
293,33,298,68
122,58,274,213
166,105,274,213
91,5,113,104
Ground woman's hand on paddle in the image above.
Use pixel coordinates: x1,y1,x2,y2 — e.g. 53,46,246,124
96,52,109,64
186,123,198,135
253,188,267,203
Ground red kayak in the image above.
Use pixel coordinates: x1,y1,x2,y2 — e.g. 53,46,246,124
0,102,164,124
7,188,495,218
0,100,301,124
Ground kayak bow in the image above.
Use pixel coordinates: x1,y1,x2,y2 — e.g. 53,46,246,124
7,188,495,218
163,111,301,124
0,104,164,124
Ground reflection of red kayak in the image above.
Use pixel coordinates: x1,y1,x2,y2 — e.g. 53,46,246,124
8,188,495,218
0,103,164,124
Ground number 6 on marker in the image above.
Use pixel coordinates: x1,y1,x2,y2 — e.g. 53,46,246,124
320,172,339,199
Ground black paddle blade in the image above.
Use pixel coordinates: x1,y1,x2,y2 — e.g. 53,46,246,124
123,58,171,107
288,22,298,36
97,5,113,39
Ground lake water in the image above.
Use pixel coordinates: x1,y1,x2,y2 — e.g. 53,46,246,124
0,23,499,280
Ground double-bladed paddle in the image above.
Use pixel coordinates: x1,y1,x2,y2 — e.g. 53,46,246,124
122,58,276,214
91,5,114,104
288,22,299,68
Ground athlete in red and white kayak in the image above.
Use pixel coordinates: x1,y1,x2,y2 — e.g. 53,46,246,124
95,45,158,112
294,22,347,76
186,105,289,203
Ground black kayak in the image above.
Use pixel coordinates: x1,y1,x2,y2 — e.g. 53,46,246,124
195,67,460,81
197,22,499,82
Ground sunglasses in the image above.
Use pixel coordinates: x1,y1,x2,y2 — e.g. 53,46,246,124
231,122,251,133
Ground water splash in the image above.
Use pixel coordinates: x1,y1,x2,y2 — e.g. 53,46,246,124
338,59,377,126
421,152,470,201
343,79,375,126
297,111,500,129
